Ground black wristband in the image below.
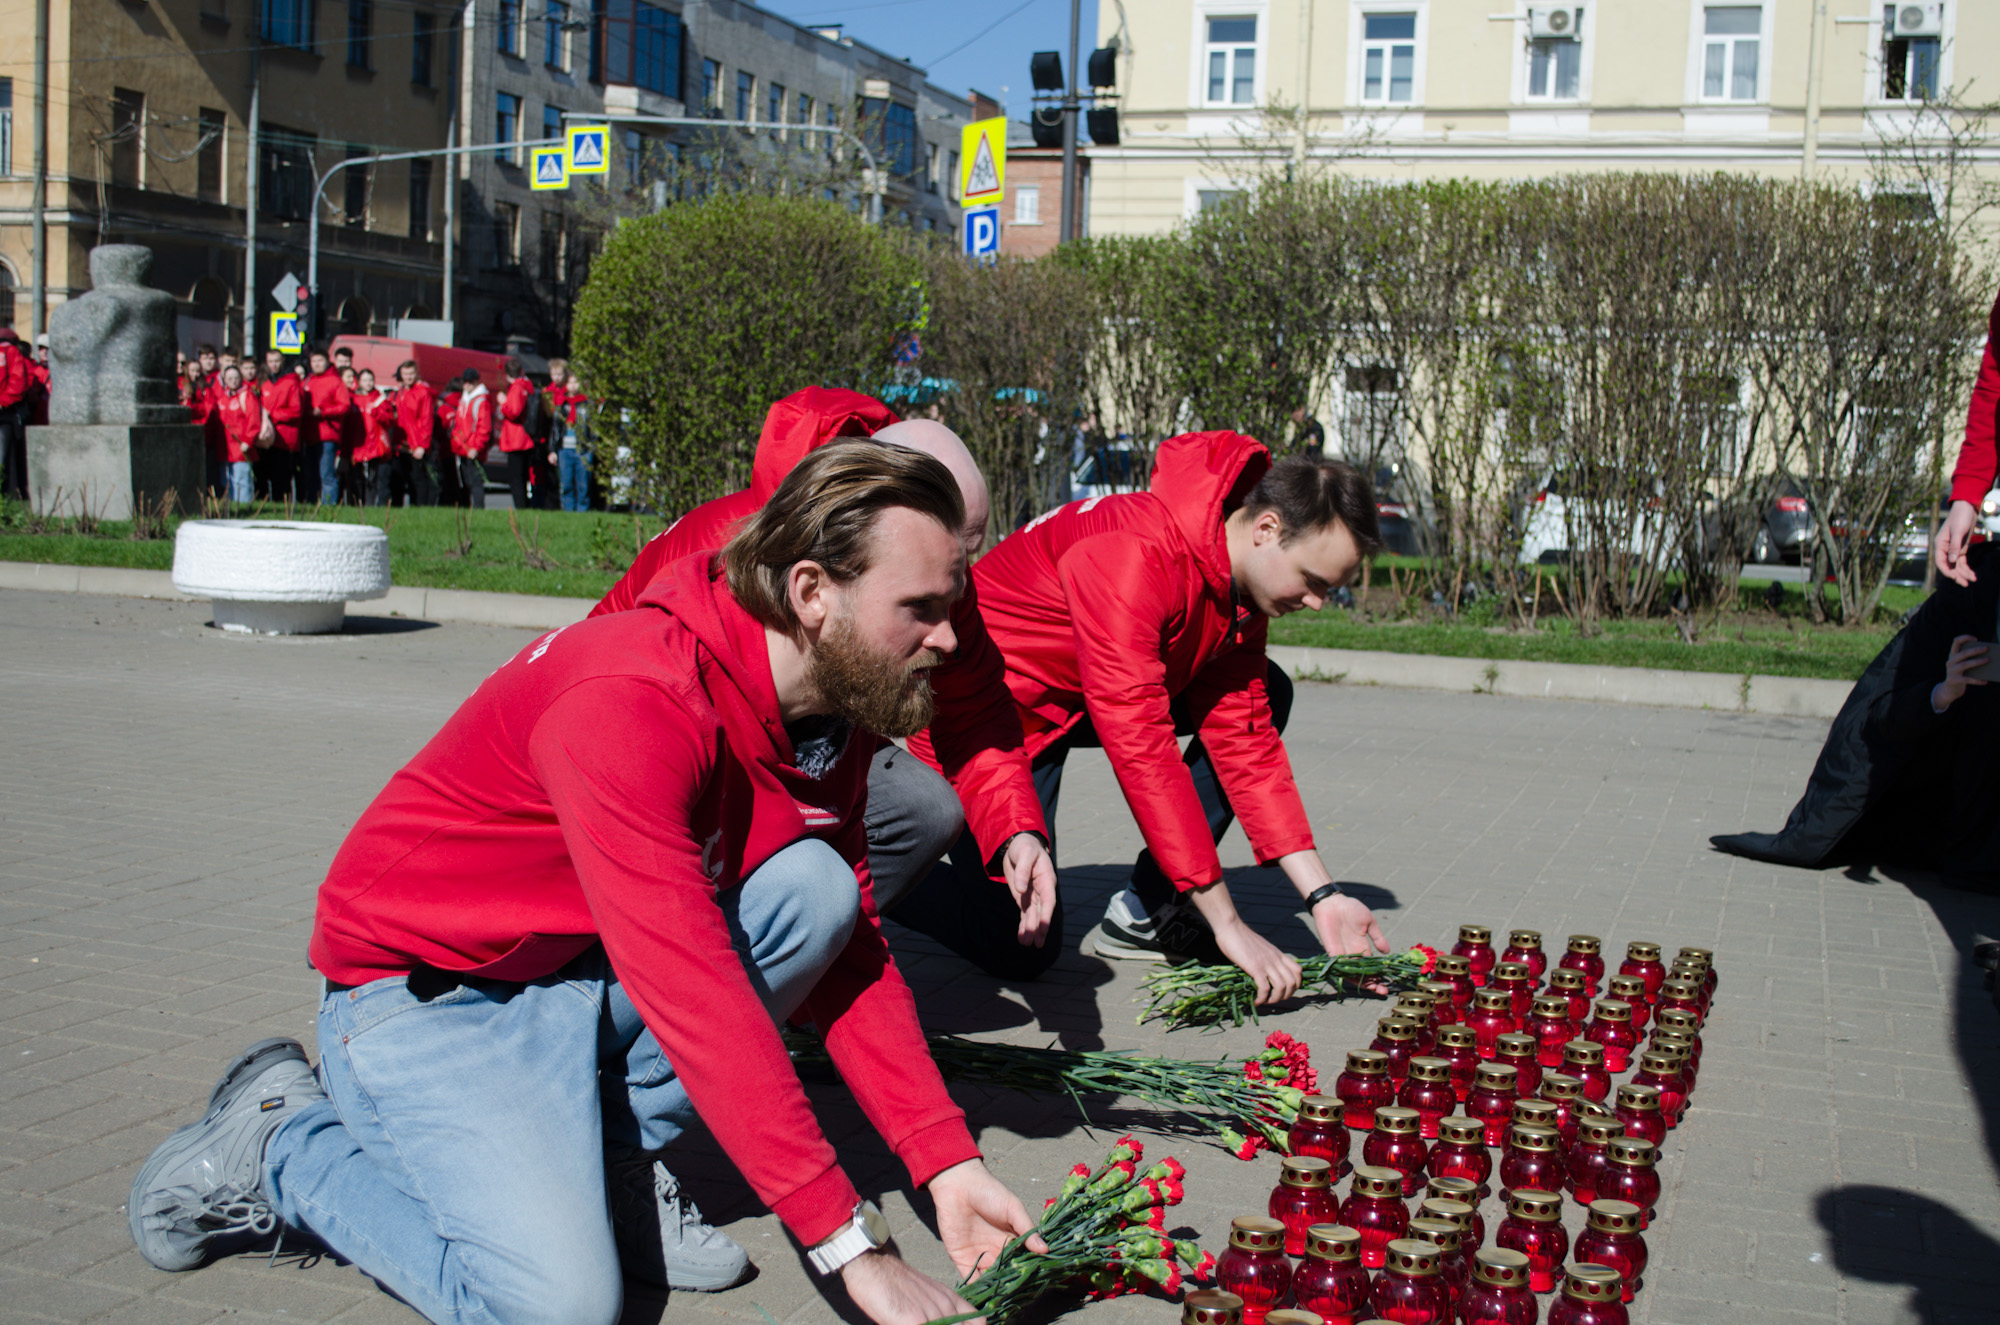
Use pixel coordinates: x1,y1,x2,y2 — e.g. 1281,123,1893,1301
1303,882,1345,912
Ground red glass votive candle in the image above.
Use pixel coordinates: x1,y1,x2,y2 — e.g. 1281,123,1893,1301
1538,1073,1584,1146
1494,1031,1542,1099
1467,988,1518,1060
1499,1124,1568,1202
1669,959,1712,1016
1576,1199,1648,1301
1617,942,1666,1006
1398,1058,1456,1139
1405,1218,1470,1315
1547,1264,1627,1325
1339,1165,1411,1269
1371,1017,1423,1083
1528,996,1576,1069
1561,1041,1611,1103
1417,1194,1481,1254
1467,1062,1521,1146
1370,1238,1453,1325
1337,1050,1396,1131
1677,946,1718,999
1429,1115,1492,1196
1183,1290,1246,1325
1393,997,1440,1053
1547,968,1592,1027
1492,961,1537,1021
1217,1216,1293,1325
1270,1156,1340,1256
1650,1029,1699,1088
1453,924,1498,987
1461,1247,1537,1325
1293,1224,1374,1325
1629,1051,1686,1128
1421,980,1466,1030
1493,1189,1569,1294
1656,979,1703,1027
1583,1000,1638,1074
1566,1116,1625,1206
1290,1094,1352,1172
1512,1095,1560,1141
1435,1026,1481,1104
1559,935,1605,996
1501,929,1547,980
1652,1015,1701,1074
1435,954,1477,1015
1606,975,1649,1033
1600,1137,1660,1228
1362,1106,1430,1198
1610,1084,1665,1147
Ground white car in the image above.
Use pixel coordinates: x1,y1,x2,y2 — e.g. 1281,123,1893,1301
1514,472,1681,570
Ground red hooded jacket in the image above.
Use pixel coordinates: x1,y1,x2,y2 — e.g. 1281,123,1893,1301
394,379,440,455
451,383,494,459
910,431,1315,892
308,553,978,1243
499,375,538,453
216,384,264,464
259,371,306,452
0,332,29,410
308,368,353,446
353,388,394,463
1948,285,2000,506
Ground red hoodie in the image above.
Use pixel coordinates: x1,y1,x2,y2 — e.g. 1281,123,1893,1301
395,379,440,455
0,333,29,410
498,375,538,452
353,388,394,463
307,368,353,446
216,384,264,464
259,371,306,452
1948,285,2000,506
910,431,1315,892
308,553,977,1242
451,383,494,459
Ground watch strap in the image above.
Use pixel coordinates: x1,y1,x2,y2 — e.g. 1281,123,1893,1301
807,1200,889,1276
1303,882,1345,912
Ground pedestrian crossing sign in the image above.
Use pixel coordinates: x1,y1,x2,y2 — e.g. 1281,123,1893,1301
566,125,610,175
959,117,1006,206
531,145,570,190
269,312,303,354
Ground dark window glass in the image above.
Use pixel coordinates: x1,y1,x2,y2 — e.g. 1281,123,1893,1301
110,88,143,187
343,144,367,226
736,70,753,122
409,157,431,238
598,0,679,97
496,92,520,159
347,0,370,68
197,107,225,200
260,124,317,220
412,11,435,85
861,97,917,177
546,0,568,67
261,0,315,51
498,0,520,55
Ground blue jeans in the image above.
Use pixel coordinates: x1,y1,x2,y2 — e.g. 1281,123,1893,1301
227,461,254,504
559,448,590,511
263,839,860,1325
318,443,341,505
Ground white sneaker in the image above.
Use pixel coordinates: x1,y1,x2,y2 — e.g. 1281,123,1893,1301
605,1146,751,1292
1091,887,1226,964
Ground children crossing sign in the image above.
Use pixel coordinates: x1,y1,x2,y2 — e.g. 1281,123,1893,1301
566,124,610,175
268,312,303,354
959,117,1005,207
530,145,569,190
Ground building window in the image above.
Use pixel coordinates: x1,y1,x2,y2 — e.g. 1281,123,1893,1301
860,98,917,177
736,71,754,123
599,0,679,96
1526,11,1582,100
260,124,316,221
496,92,521,164
498,0,521,56
412,11,435,85
701,58,720,111
110,88,144,188
346,0,370,68
492,201,520,268
1197,187,1244,211
925,141,939,194
343,144,368,226
197,107,224,199
540,210,566,279
1701,5,1761,101
768,81,785,129
545,0,569,70
0,80,15,178
946,148,958,200
1014,183,1040,224
797,91,813,131
261,0,315,51
409,157,431,238
1361,12,1417,104
543,103,562,144
1202,16,1257,105
1882,4,1941,101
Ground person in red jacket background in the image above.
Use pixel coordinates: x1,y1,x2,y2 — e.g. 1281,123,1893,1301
1934,284,2000,587
305,348,352,506
352,368,395,505
449,368,492,508
497,356,550,509
183,350,225,500
894,432,1390,997
127,440,1039,1324
214,364,263,504
256,349,306,502
0,326,32,499
391,360,441,506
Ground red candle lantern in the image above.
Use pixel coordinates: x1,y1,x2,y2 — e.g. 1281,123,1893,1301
1491,961,1537,1020
1434,954,1477,1016
1527,996,1576,1069
1416,1195,1481,1253
1270,1156,1341,1256
1468,1062,1521,1146
1501,929,1548,980
1370,1238,1453,1325
1336,1050,1396,1131
1559,935,1604,996
1217,1216,1293,1325
1560,1041,1611,1103
1546,1264,1626,1325
1676,945,1718,999
1362,1106,1431,1198
1467,988,1519,1060
1460,1248,1537,1325
1339,1166,1411,1269
1547,968,1592,1027
1575,1199,1648,1301
1293,1224,1374,1325
1370,1017,1423,1083
1566,1116,1625,1207
1429,1115,1493,1197
1453,924,1498,987
1629,1051,1686,1129
1582,1000,1638,1074
1421,980,1464,1028
1405,1218,1471,1314
1599,1137,1660,1229
1538,1073,1583,1146
1605,976,1649,1033
1669,959,1712,1017
1499,1124,1568,1203
1435,1026,1481,1104
1610,1084,1665,1147
1617,942,1666,1006
1290,1094,1353,1172
1656,979,1702,1027
1393,996,1440,1053
1492,1189,1569,1294
1398,1058,1457,1139
1183,1290,1246,1325
1495,1031,1542,1099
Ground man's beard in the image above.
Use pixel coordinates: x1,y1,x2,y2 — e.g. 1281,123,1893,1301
807,611,939,739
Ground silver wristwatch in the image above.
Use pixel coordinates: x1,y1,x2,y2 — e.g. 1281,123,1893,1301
807,1199,891,1276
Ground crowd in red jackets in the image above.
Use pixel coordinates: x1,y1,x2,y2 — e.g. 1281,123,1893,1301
0,328,51,501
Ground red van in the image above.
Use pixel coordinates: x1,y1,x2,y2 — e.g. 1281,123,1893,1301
327,336,511,393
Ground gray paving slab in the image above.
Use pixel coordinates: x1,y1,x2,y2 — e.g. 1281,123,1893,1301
2,587,1997,1325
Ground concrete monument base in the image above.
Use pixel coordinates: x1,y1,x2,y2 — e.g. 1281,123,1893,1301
27,424,205,520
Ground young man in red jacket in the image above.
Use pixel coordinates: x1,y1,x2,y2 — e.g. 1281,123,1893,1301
256,349,306,501
128,440,1038,1324
450,368,493,507
497,356,549,509
305,347,353,506
895,431,1390,997
0,326,32,499
391,359,441,506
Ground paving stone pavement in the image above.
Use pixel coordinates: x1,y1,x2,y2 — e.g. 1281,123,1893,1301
1,587,1996,1325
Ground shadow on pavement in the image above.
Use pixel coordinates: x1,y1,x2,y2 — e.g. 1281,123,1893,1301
1815,1184,2000,1324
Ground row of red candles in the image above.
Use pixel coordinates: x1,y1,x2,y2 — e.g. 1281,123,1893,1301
1204,932,1717,1325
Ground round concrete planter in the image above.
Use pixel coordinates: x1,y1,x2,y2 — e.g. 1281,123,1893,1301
172,519,391,635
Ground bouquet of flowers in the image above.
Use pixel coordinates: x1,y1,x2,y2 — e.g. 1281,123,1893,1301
951,1137,1211,1325
785,1029,1317,1157
1139,945,1441,1031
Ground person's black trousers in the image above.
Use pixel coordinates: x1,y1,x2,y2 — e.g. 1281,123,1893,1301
457,456,487,508
0,401,29,498
254,449,298,502
888,660,1295,980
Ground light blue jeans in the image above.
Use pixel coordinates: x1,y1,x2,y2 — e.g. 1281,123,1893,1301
318,442,341,505
227,461,255,504
264,839,861,1325
559,448,590,511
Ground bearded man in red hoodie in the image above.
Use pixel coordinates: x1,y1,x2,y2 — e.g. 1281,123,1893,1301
894,432,1391,1000
128,441,1037,1325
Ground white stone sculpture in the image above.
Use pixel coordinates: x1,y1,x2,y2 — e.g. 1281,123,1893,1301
171,520,392,634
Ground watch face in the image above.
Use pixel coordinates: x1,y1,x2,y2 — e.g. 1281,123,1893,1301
859,1201,891,1246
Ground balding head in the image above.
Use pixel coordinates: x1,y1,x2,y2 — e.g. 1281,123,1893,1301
871,419,991,555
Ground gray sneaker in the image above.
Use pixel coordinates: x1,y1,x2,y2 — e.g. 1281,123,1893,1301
606,1145,751,1292
128,1039,325,1272
1092,887,1227,965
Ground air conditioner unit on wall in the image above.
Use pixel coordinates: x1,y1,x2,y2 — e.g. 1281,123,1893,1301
1893,4,1944,38
1528,6,1579,40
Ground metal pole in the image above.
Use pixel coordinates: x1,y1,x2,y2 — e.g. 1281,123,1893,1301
1803,0,1827,180
1060,0,1080,242
1294,0,1314,169
243,46,261,355
442,102,456,324
30,0,47,338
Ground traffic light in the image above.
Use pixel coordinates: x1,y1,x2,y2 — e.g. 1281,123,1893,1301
1029,51,1064,92
1087,108,1119,147
1087,46,1117,88
1031,106,1065,149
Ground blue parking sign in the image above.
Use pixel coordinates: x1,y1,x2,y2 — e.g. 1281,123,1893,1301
963,205,1000,258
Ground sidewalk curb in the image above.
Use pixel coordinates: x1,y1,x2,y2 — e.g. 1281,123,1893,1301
1266,644,1853,718
1,560,1854,716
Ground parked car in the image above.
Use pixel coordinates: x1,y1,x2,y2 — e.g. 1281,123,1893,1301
1694,475,1816,564
1514,470,1680,568
1372,463,1434,557
1070,439,1141,502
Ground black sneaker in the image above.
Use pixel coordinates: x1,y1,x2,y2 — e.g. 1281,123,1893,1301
1092,888,1227,965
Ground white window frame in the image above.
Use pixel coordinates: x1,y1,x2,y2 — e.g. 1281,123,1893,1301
1346,3,1429,110
1685,2,1772,106
1519,5,1591,105
1014,183,1041,225
1186,0,1268,111
1865,4,1956,108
